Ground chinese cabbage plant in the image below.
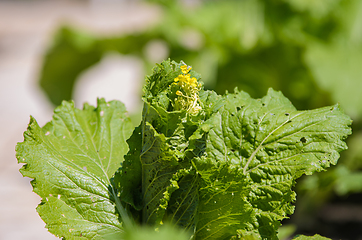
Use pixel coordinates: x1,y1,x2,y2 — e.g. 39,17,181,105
16,60,351,240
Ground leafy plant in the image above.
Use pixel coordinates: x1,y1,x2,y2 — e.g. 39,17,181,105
17,60,351,239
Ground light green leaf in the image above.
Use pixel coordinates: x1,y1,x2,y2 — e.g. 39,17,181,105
16,99,133,239
195,88,351,239
305,39,362,119
278,224,296,240
121,223,191,240
334,166,362,195
293,234,331,240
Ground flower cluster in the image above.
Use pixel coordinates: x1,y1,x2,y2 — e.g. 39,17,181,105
172,65,202,115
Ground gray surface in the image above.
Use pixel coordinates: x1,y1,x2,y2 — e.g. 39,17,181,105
0,1,158,239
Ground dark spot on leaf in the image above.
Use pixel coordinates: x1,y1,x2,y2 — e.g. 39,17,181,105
285,113,289,116
300,137,307,143
236,106,242,111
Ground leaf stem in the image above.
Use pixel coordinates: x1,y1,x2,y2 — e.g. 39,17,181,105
111,187,134,229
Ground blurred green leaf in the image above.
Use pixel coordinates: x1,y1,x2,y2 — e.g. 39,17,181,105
335,166,362,195
278,224,297,240
39,27,102,105
39,0,336,110
305,39,362,119
121,224,190,240
293,234,331,240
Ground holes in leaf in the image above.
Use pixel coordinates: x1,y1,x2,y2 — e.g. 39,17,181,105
300,137,307,143
236,106,242,111
285,113,290,116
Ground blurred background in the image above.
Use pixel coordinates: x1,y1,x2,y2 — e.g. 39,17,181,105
1,0,362,239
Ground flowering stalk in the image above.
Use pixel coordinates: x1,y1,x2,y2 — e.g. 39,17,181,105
171,64,202,115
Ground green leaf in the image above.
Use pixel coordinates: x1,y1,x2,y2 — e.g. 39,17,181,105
293,234,331,240
39,27,102,105
278,224,296,240
121,223,191,240
116,59,205,230
164,169,199,230
194,161,257,240
139,118,183,225
142,59,181,103
16,99,133,239
305,39,362,119
334,166,362,195
195,88,351,239
115,125,143,211
304,0,362,119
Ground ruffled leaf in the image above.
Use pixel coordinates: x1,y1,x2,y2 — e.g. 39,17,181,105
196,88,351,239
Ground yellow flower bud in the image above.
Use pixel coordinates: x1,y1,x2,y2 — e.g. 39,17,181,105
180,65,192,74
171,64,202,115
